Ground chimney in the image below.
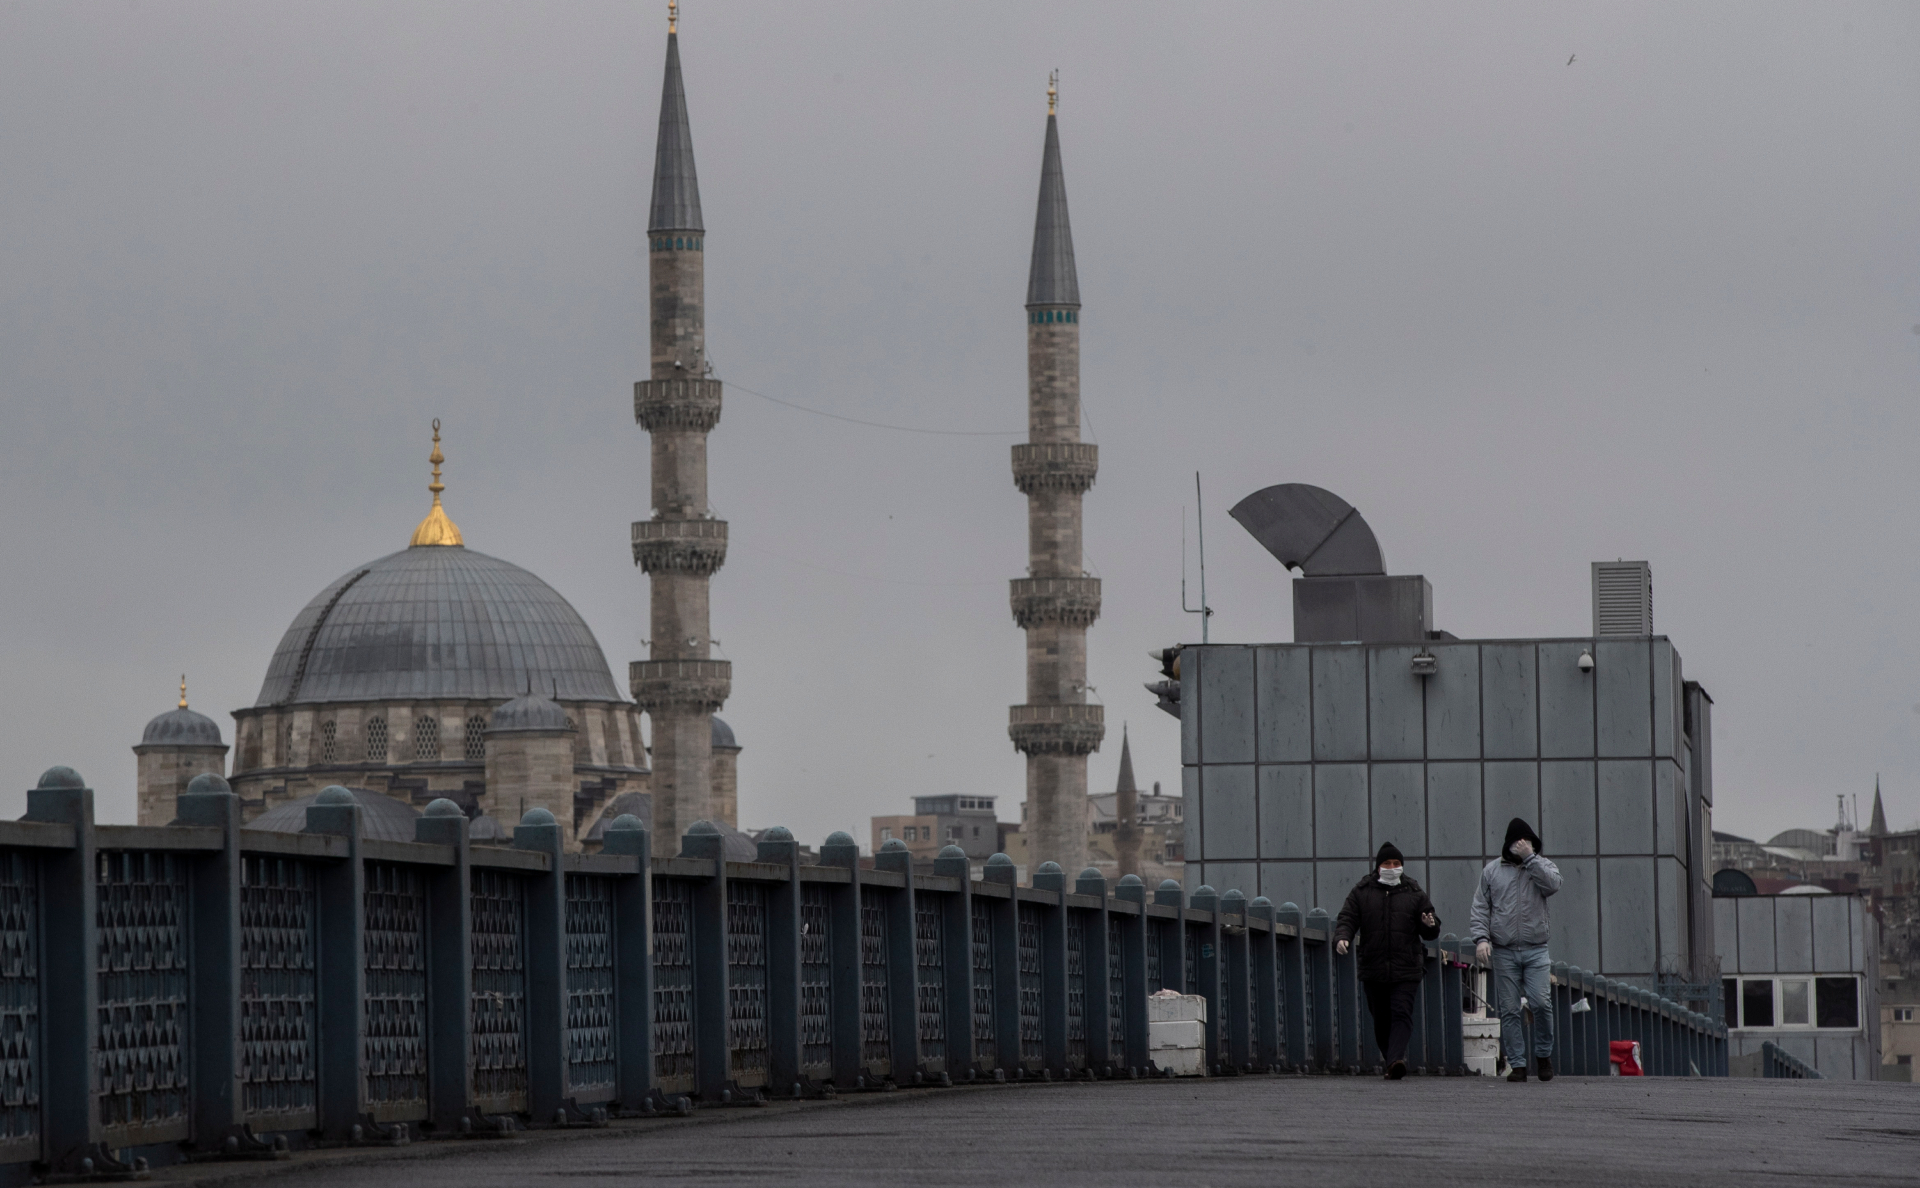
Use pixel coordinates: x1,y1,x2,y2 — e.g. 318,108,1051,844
1592,561,1652,637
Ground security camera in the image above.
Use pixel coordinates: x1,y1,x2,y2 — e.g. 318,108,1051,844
1577,650,1595,673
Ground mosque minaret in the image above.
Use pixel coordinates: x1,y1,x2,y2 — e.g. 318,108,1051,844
1009,76,1103,874
629,2,730,856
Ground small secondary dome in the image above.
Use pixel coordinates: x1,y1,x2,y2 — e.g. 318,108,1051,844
711,716,738,749
491,690,569,732
142,676,224,747
246,787,421,843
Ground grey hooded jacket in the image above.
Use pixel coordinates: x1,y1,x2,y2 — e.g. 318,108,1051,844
1469,854,1563,948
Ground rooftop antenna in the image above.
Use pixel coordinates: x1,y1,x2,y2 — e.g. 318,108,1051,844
1182,472,1213,643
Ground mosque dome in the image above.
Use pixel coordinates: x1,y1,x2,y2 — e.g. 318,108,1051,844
141,706,223,747
711,716,738,750
491,690,570,732
253,545,624,706
244,786,422,843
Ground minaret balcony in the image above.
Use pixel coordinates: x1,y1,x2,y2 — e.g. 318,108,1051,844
632,518,728,575
1008,703,1105,756
1010,577,1102,628
635,378,723,433
629,659,731,713
1011,442,1098,495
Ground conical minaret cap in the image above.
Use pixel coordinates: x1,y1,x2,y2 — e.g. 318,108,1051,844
649,30,704,233
1114,726,1138,794
1025,106,1080,307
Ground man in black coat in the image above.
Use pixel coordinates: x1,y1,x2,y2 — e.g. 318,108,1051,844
1334,842,1441,1079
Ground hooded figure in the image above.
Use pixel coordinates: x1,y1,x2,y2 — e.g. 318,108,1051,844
1470,816,1564,1082
1334,842,1441,1078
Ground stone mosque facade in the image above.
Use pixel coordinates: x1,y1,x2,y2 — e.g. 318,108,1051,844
132,17,743,852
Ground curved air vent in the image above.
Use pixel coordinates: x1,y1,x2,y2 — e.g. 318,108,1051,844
279,569,370,705
1227,484,1385,576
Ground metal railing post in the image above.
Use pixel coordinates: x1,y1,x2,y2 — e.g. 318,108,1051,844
1113,876,1151,1077
177,775,245,1149
1439,937,1464,1075
679,822,730,1100
1304,907,1334,1071
27,767,101,1172
1077,868,1113,1075
599,816,654,1108
873,841,922,1082
755,828,803,1095
1032,863,1069,1078
511,807,568,1122
1249,898,1279,1072
303,787,365,1139
983,855,1022,1078
1190,886,1222,1075
1275,903,1307,1071
820,832,865,1088
933,846,976,1082
413,800,472,1131
1550,962,1571,1077
1330,915,1361,1072
1219,890,1250,1074
1419,944,1445,1073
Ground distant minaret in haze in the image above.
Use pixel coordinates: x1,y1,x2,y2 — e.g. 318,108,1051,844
1009,74,1103,874
631,2,730,856
1112,726,1141,878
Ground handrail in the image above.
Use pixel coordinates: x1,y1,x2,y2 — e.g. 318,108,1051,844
1761,1040,1823,1079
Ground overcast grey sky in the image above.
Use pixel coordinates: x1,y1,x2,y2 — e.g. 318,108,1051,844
2,2,1917,847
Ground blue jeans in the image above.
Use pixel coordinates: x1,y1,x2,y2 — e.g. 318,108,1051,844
1491,943,1553,1068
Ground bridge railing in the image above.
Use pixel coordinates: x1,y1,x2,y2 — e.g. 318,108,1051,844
3,766,1732,1177
1759,1040,1822,1079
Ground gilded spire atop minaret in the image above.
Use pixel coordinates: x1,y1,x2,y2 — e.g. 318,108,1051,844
668,0,677,33
409,418,464,547
179,674,188,709
1048,69,1058,115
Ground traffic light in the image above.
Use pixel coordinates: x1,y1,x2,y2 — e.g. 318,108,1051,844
1145,647,1182,719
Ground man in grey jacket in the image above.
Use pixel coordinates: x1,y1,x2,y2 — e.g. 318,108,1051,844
1471,817,1563,1082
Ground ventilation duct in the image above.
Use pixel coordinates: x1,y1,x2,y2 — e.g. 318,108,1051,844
1592,561,1652,637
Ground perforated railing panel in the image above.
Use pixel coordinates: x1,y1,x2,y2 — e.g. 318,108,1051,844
1065,916,1087,1067
969,900,995,1069
563,875,616,1096
0,854,38,1148
859,898,891,1071
651,878,694,1084
470,869,527,1107
1146,920,1164,994
799,885,833,1071
240,856,315,1122
726,881,769,1080
364,862,428,1112
1016,905,1043,1065
1106,916,1125,1055
96,850,189,1139
914,900,944,1065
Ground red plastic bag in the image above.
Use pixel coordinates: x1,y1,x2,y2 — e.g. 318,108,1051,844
1609,1040,1643,1076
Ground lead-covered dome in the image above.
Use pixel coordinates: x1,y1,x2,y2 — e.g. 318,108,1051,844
141,706,224,747
254,545,624,706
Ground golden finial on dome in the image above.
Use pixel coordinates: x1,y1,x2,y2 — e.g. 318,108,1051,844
668,1,677,34
179,674,188,709
409,418,465,547
1048,70,1058,115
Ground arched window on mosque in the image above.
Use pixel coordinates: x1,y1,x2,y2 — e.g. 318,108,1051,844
365,717,388,764
464,715,487,761
320,721,338,765
415,716,440,761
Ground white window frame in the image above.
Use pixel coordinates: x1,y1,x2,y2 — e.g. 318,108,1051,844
1725,974,1861,1031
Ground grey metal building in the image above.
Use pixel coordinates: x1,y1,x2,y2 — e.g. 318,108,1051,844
1173,485,1717,988
1714,892,1879,1078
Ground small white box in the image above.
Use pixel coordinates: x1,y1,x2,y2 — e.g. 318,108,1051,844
1146,992,1207,1024
1152,1046,1207,1077
1149,1019,1206,1050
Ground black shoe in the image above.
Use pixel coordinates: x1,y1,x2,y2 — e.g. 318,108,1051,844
1387,1060,1407,1081
1536,1057,1554,1082
1507,1066,1528,1082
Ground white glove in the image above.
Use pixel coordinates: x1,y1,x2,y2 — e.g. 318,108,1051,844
1475,940,1491,964
1511,838,1534,861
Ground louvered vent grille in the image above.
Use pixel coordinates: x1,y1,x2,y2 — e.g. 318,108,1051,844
1593,561,1652,637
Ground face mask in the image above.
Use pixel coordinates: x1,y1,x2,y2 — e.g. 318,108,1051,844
1377,866,1403,885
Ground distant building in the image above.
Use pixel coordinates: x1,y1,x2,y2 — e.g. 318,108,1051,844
871,794,1002,864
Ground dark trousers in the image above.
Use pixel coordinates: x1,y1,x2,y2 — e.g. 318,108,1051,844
1363,979,1421,1068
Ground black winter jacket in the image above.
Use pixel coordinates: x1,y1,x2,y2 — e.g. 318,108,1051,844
1333,874,1441,984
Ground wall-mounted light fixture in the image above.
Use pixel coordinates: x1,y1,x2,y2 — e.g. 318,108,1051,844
1577,650,1595,673
1411,650,1438,677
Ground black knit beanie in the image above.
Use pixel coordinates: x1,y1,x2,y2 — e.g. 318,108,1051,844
1374,842,1404,870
